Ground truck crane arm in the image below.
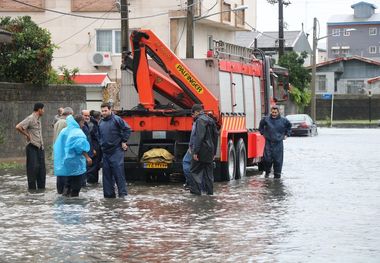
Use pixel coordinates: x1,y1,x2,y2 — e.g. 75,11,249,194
124,55,194,109
130,30,220,117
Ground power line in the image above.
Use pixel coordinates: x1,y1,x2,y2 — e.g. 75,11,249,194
10,0,169,21
174,19,187,54
54,12,111,59
56,8,115,46
38,0,105,25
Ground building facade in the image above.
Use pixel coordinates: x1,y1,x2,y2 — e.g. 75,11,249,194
327,1,380,60
313,56,380,95
0,0,256,81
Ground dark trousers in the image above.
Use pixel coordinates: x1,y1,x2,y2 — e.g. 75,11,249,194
63,176,82,197
57,176,65,194
26,144,46,190
264,140,284,177
86,152,102,184
190,160,214,195
182,150,192,185
56,176,82,197
102,148,127,198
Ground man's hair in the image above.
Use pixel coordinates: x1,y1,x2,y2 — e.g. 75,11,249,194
92,110,101,120
271,105,279,111
74,114,84,124
191,104,204,114
33,103,44,111
100,102,111,109
62,107,74,116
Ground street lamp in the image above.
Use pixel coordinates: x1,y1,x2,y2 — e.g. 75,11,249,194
310,17,356,121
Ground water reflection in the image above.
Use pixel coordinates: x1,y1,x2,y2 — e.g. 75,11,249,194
0,129,380,262
53,197,87,225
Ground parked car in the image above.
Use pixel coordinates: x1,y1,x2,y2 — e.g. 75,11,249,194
286,114,318,136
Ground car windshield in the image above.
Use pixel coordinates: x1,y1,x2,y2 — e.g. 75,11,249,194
286,115,306,121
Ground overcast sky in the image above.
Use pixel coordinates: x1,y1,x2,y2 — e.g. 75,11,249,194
256,0,374,46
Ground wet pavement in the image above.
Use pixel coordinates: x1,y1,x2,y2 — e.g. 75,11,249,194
0,128,379,262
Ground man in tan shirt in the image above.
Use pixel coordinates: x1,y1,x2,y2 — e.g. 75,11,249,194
53,107,73,143
16,103,46,190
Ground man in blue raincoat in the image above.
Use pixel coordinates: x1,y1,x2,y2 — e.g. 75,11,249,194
54,114,92,197
99,103,131,198
259,106,291,179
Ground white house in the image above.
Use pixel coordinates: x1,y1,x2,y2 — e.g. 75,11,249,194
0,0,257,81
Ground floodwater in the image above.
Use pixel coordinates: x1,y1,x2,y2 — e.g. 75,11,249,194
0,128,379,262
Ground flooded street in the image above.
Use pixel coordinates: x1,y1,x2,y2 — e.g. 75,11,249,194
0,128,379,262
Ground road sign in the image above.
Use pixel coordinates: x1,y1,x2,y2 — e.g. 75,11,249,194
322,93,332,100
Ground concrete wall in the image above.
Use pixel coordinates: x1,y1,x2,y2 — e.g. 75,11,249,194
0,83,87,159
305,94,380,121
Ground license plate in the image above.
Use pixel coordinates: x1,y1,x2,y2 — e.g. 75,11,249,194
144,163,168,169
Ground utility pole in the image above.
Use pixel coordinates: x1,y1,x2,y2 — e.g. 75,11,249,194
310,17,317,121
186,0,194,58
120,0,129,110
267,0,290,59
278,0,284,59
120,0,129,69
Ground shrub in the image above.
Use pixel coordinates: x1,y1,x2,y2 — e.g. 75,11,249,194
0,16,56,85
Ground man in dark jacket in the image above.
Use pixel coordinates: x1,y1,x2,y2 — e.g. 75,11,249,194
81,110,93,187
259,105,291,178
99,103,131,198
189,104,218,195
86,110,102,184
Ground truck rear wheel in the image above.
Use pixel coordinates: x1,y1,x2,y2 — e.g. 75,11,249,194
221,139,236,181
235,138,247,179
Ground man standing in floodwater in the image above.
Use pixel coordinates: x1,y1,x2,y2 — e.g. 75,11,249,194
189,104,218,195
99,103,131,198
16,103,46,191
54,114,92,197
259,105,291,179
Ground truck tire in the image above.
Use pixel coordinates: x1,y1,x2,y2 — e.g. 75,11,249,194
221,139,236,181
235,138,247,179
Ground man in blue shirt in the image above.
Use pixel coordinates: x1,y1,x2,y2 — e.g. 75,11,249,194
259,106,291,179
99,103,131,198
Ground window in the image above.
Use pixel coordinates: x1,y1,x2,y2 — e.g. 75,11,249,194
235,0,245,26
96,29,121,54
222,2,231,22
341,49,349,55
332,49,339,55
343,29,351,36
317,75,327,92
347,80,364,94
332,28,340,36
369,27,377,35
369,46,377,54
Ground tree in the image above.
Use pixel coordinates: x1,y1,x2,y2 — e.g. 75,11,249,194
0,16,55,85
49,66,80,84
278,51,311,109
